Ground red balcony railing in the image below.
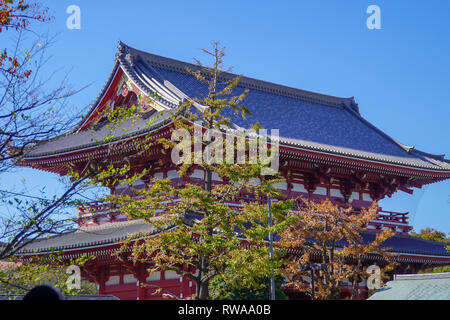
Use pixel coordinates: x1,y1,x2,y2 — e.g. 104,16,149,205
77,201,122,226
367,209,412,235
77,201,412,235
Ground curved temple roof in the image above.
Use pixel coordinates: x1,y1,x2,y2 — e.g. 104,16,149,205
18,219,450,263
22,42,450,174
19,219,157,254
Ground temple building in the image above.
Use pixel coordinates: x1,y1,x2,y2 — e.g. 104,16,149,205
17,42,450,300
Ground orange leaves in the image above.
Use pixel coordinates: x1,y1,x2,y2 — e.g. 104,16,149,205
1,1,51,77
280,198,395,300
0,0,50,32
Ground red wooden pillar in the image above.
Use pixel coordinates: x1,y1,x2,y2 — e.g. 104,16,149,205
180,276,192,300
136,263,148,300
84,263,108,295
98,281,105,295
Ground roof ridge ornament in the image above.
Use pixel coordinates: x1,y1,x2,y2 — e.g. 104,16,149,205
410,149,446,161
392,139,447,160
117,40,126,52
392,139,415,153
116,40,130,60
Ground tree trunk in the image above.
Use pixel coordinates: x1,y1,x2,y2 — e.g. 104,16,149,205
351,276,359,300
205,167,212,193
196,281,209,300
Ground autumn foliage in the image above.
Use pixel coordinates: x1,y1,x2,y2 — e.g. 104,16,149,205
0,0,51,77
280,199,396,300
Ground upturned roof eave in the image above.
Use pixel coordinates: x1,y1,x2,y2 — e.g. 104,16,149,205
21,118,450,177
16,225,450,261
68,42,180,135
20,42,450,175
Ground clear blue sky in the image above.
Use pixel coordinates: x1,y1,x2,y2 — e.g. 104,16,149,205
5,0,450,233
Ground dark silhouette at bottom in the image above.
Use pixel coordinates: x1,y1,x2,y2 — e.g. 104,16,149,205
22,285,65,300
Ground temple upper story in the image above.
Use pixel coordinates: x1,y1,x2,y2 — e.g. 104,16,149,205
17,42,450,236
21,42,450,179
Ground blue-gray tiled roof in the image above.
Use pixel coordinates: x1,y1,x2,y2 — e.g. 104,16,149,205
23,42,450,173
137,49,450,171
18,219,450,260
350,231,450,256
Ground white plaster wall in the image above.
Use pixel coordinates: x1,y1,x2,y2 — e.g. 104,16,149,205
105,276,120,286
292,183,308,193
330,189,344,198
313,187,327,196
123,274,137,284
146,272,161,282
164,270,180,280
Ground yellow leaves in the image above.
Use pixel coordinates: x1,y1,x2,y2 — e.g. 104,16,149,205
411,227,450,243
281,198,396,300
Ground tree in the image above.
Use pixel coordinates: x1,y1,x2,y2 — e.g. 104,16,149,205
0,0,71,173
0,5,162,297
0,0,88,262
0,32,78,172
109,42,293,300
412,228,450,274
418,265,450,274
209,270,288,300
280,199,396,300
0,0,50,78
411,228,450,254
411,228,450,243
0,253,96,298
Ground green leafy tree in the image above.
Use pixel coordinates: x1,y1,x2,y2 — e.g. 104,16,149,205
0,0,88,260
0,253,96,299
411,228,450,243
418,265,450,274
209,269,288,300
108,42,294,300
412,229,450,274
